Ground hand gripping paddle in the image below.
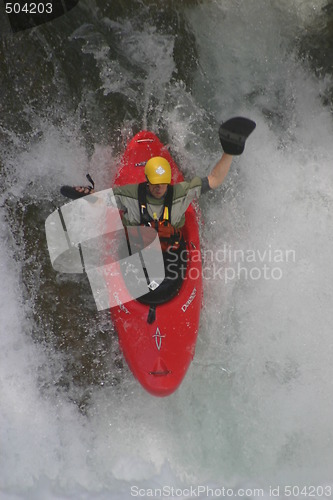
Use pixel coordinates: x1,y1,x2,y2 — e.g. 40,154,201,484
219,117,256,155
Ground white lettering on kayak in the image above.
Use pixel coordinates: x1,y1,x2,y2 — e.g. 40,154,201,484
181,287,197,313
153,327,165,351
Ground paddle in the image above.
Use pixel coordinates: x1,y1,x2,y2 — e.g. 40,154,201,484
60,174,95,200
60,118,256,200
219,117,256,155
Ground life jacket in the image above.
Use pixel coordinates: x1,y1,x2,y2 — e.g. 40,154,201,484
138,182,183,252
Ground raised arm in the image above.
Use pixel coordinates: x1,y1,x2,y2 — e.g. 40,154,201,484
207,116,256,190
207,153,233,190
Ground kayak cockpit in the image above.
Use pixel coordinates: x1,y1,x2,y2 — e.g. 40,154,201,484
137,241,188,305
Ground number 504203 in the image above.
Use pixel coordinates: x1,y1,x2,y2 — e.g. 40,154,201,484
5,3,53,14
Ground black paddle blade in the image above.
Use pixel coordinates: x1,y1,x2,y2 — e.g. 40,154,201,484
219,117,256,155
60,185,98,203
60,186,89,200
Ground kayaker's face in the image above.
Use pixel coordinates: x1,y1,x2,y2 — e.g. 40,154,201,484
148,183,168,199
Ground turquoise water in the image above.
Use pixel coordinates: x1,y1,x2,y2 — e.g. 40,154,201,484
1,0,333,498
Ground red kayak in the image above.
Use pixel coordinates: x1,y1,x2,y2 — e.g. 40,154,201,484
108,131,203,397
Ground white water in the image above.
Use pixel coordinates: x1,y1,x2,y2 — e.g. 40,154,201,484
1,0,333,498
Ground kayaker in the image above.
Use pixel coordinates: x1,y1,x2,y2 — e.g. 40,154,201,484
61,118,256,253
65,152,232,251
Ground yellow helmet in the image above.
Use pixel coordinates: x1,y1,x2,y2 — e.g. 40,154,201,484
145,156,171,184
